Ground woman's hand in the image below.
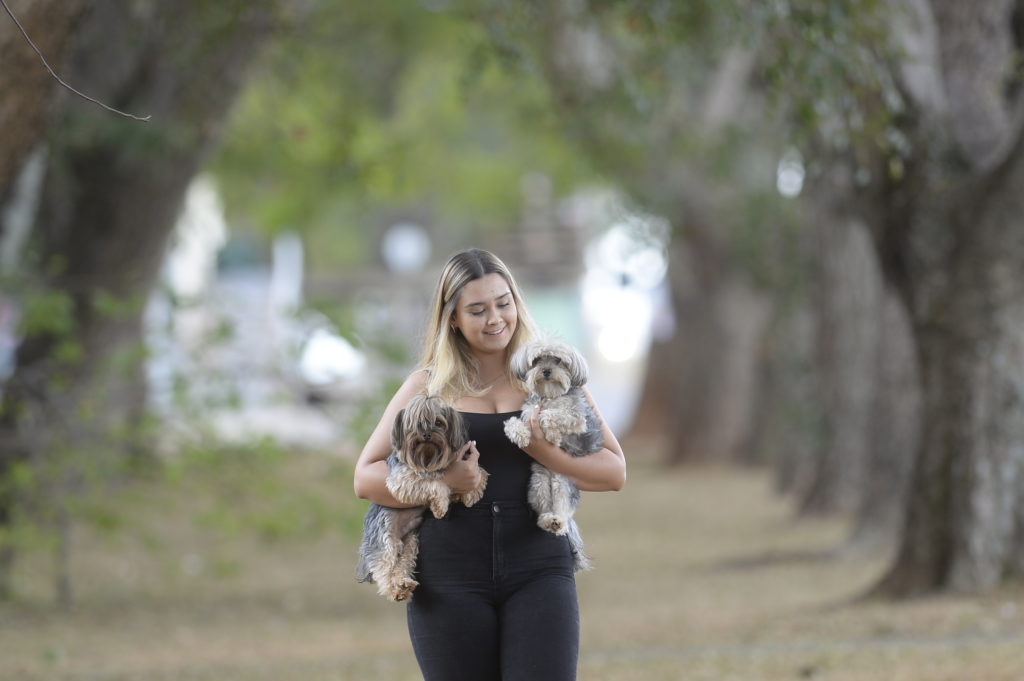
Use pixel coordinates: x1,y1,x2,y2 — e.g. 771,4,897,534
443,440,483,493
525,406,547,445
519,400,627,492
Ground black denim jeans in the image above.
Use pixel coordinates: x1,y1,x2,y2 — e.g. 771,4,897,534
406,500,579,681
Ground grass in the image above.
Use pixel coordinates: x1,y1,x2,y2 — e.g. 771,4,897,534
2,450,1023,681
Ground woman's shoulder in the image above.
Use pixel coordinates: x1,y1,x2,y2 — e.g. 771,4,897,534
376,370,429,411
406,368,430,388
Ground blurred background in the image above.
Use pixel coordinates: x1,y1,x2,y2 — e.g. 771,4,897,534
3,1,1024,679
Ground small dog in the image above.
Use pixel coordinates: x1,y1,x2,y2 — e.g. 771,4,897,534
504,339,602,571
356,394,488,601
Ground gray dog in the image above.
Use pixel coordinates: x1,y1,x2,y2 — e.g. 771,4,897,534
504,339,602,571
356,394,488,601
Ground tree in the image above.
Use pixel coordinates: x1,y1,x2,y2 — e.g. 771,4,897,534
479,1,794,465
0,0,286,603
862,0,1024,594
753,0,1024,594
212,0,595,276
483,0,1024,595
0,0,86,196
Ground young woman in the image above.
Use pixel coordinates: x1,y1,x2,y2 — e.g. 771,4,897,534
354,248,626,681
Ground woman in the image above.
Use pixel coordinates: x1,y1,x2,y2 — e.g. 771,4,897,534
354,248,626,681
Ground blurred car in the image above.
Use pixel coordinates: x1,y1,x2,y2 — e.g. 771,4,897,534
283,310,368,405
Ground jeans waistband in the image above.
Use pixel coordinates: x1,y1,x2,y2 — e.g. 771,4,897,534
446,500,534,516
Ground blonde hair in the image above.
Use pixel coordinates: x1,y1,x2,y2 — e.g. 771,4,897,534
420,249,538,402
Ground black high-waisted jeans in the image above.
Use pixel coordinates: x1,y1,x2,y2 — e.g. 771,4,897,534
406,500,579,681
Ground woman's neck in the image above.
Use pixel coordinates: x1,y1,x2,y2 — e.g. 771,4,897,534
473,351,508,388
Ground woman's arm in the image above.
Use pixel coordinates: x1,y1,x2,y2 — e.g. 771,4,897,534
521,386,626,492
353,370,483,506
353,371,427,507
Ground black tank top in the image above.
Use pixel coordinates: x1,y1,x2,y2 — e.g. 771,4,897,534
461,411,530,504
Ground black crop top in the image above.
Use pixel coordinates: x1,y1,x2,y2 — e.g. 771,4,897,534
461,411,530,504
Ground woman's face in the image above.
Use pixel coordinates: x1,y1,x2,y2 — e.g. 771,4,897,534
451,273,518,356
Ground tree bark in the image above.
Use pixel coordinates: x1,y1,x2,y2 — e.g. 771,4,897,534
799,172,884,515
846,287,919,553
875,161,1024,593
662,235,769,465
868,0,1024,596
0,0,86,197
0,0,280,601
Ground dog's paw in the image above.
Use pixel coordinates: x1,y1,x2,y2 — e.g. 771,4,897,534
537,513,569,536
390,577,419,602
503,418,531,448
430,498,449,519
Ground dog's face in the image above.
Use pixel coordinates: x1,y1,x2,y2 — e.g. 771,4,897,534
391,395,467,473
511,340,588,399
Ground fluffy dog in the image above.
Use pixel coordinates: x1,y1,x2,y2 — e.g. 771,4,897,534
504,339,602,571
356,394,488,601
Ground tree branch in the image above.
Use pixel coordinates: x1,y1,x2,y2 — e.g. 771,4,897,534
930,0,1015,170
0,0,150,122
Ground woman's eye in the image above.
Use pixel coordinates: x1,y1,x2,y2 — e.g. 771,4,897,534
471,310,485,316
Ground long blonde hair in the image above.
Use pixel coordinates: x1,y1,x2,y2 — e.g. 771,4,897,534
420,249,538,402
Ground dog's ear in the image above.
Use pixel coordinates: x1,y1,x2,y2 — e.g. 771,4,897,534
391,408,407,449
444,405,468,448
509,343,533,381
566,345,589,386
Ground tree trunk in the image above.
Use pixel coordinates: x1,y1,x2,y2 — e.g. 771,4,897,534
874,146,1024,595
800,183,884,515
846,288,919,553
743,300,819,493
0,0,86,197
869,0,1024,595
653,220,769,466
0,0,280,601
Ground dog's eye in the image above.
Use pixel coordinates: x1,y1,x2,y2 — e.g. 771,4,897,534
553,358,562,365
434,418,444,428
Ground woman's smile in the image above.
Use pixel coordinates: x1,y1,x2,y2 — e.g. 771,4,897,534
452,273,518,354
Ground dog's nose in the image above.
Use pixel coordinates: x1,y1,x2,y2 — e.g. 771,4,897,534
542,368,551,379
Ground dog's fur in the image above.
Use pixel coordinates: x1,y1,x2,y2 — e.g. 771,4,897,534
356,394,488,601
504,339,602,571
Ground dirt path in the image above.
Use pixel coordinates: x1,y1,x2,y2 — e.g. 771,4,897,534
2,457,1023,680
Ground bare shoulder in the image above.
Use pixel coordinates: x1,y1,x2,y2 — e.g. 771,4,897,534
382,370,431,414
356,370,429,468
397,369,428,399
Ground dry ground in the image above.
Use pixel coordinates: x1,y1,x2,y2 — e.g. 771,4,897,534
2,452,1023,681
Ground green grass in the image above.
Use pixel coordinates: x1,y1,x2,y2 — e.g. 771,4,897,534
2,451,1023,680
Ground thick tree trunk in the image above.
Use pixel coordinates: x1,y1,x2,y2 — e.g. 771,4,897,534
875,146,1024,595
0,0,280,601
658,231,769,466
847,288,919,553
0,0,86,196
800,192,884,515
744,301,819,493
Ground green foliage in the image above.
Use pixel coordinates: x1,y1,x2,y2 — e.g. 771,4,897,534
745,0,898,145
212,0,597,272
18,289,75,338
166,438,363,544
